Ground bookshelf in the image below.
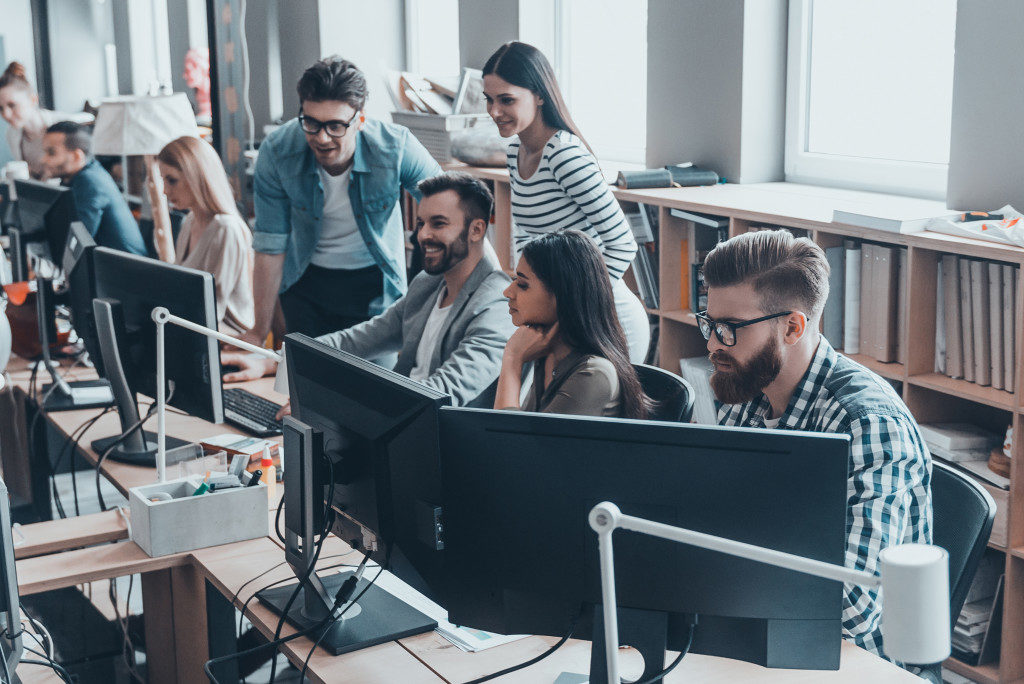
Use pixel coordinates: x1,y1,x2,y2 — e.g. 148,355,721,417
452,167,1024,682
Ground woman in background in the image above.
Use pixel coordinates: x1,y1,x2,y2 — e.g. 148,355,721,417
482,41,650,362
494,230,649,419
156,135,255,335
0,62,88,179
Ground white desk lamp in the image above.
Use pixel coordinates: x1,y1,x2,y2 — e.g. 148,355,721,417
589,502,950,682
92,94,200,263
151,306,280,483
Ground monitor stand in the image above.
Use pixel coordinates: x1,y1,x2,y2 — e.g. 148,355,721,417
35,274,114,411
257,572,436,655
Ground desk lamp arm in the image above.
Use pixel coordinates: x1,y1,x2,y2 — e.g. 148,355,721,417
151,306,282,483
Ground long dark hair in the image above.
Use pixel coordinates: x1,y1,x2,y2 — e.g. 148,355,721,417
521,231,649,419
482,41,594,156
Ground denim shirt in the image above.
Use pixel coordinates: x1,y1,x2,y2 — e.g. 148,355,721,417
252,118,440,315
67,159,147,256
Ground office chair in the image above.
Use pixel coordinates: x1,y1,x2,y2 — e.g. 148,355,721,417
632,363,694,422
915,460,996,682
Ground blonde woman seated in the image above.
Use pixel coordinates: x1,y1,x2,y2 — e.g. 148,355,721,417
494,230,649,418
156,136,255,335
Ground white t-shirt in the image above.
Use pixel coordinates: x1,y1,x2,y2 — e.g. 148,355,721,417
763,414,782,429
408,289,452,383
311,167,377,269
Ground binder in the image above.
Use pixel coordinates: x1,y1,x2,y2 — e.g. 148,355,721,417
896,248,908,364
1005,265,1017,392
989,262,1004,390
942,255,963,379
935,257,946,374
823,246,845,349
859,244,874,356
871,245,899,363
843,240,861,354
970,259,991,386
960,258,975,383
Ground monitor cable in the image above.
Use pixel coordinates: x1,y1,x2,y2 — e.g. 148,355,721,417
632,615,697,684
463,603,585,684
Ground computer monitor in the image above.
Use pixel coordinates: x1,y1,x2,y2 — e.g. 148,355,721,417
62,221,106,376
14,179,77,268
89,247,224,464
258,333,450,654
0,478,23,677
438,408,851,680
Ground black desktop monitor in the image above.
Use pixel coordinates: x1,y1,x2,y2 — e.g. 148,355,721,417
0,478,23,676
258,333,450,655
89,247,224,464
62,222,105,375
14,179,77,267
438,408,851,680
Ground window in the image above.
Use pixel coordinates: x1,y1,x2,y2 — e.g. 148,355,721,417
404,0,460,79
520,0,647,165
785,0,957,199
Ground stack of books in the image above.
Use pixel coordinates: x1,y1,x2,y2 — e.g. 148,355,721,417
626,203,660,310
821,240,907,363
934,255,1018,391
670,208,728,313
918,423,1001,464
954,596,994,657
951,551,1004,666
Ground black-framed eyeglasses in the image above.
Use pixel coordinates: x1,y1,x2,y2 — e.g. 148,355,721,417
694,310,793,347
297,109,359,138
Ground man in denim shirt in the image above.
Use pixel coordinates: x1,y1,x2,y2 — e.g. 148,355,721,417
238,56,440,348
698,229,931,660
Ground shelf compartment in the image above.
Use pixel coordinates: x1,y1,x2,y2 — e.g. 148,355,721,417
660,309,698,326
844,354,905,381
908,373,1016,411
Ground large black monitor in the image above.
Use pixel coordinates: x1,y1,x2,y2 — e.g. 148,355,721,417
14,179,77,268
438,408,851,680
89,247,224,464
62,221,105,375
0,478,23,677
258,333,450,654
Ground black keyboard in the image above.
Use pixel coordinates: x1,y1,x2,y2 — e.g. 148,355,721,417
223,388,283,437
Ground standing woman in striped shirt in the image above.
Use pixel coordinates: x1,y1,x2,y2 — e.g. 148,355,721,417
482,42,650,362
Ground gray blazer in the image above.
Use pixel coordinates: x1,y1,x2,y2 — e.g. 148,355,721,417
316,246,513,407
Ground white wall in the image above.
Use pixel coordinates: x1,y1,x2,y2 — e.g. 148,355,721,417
48,0,117,111
318,0,407,122
0,0,37,165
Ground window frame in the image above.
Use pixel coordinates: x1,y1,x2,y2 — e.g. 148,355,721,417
784,0,950,200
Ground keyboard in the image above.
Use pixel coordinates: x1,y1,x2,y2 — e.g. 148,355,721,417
223,388,284,437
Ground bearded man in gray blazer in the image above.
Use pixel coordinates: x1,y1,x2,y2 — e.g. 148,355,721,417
222,172,513,408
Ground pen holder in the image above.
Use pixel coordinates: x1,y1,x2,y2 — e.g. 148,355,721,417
128,474,269,557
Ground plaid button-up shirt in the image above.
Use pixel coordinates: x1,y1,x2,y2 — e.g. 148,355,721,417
717,336,932,657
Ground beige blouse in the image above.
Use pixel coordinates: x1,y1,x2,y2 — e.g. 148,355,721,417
524,352,622,417
175,213,255,335
6,109,92,179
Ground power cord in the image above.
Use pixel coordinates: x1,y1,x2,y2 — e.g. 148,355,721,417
633,616,697,684
463,604,584,684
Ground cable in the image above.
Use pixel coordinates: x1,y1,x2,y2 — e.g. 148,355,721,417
274,491,285,544
18,658,73,684
94,388,172,511
298,555,381,681
50,406,112,518
109,574,144,684
238,0,255,152
633,618,696,684
1,640,10,684
463,604,584,684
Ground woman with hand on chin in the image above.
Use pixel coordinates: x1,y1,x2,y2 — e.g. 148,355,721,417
156,135,255,335
494,230,649,419
482,41,650,363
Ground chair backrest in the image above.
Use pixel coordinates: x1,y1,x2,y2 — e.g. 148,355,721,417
931,460,996,630
632,363,694,422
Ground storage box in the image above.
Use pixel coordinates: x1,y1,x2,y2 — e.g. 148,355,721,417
391,111,495,163
128,475,269,557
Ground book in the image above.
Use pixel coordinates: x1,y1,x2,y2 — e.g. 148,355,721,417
896,248,907,364
452,67,485,114
859,244,874,357
970,259,991,386
679,238,690,311
918,423,1000,451
843,240,861,354
822,246,845,349
942,255,962,379
669,208,729,230
1004,265,1016,391
935,257,946,374
832,208,959,233
871,245,899,363
927,443,992,463
678,356,716,425
989,261,1004,390
960,258,975,383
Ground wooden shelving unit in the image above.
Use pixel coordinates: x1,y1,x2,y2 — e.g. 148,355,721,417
456,167,1024,682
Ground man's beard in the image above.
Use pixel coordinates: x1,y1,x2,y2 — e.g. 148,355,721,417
709,335,783,405
421,225,470,275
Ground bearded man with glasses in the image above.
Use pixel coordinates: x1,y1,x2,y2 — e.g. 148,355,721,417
237,56,440,351
700,229,932,663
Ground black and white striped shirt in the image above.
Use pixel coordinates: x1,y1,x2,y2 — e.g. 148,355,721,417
507,131,637,280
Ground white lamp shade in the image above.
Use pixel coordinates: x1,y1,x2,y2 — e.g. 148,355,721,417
879,543,951,664
92,93,199,156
